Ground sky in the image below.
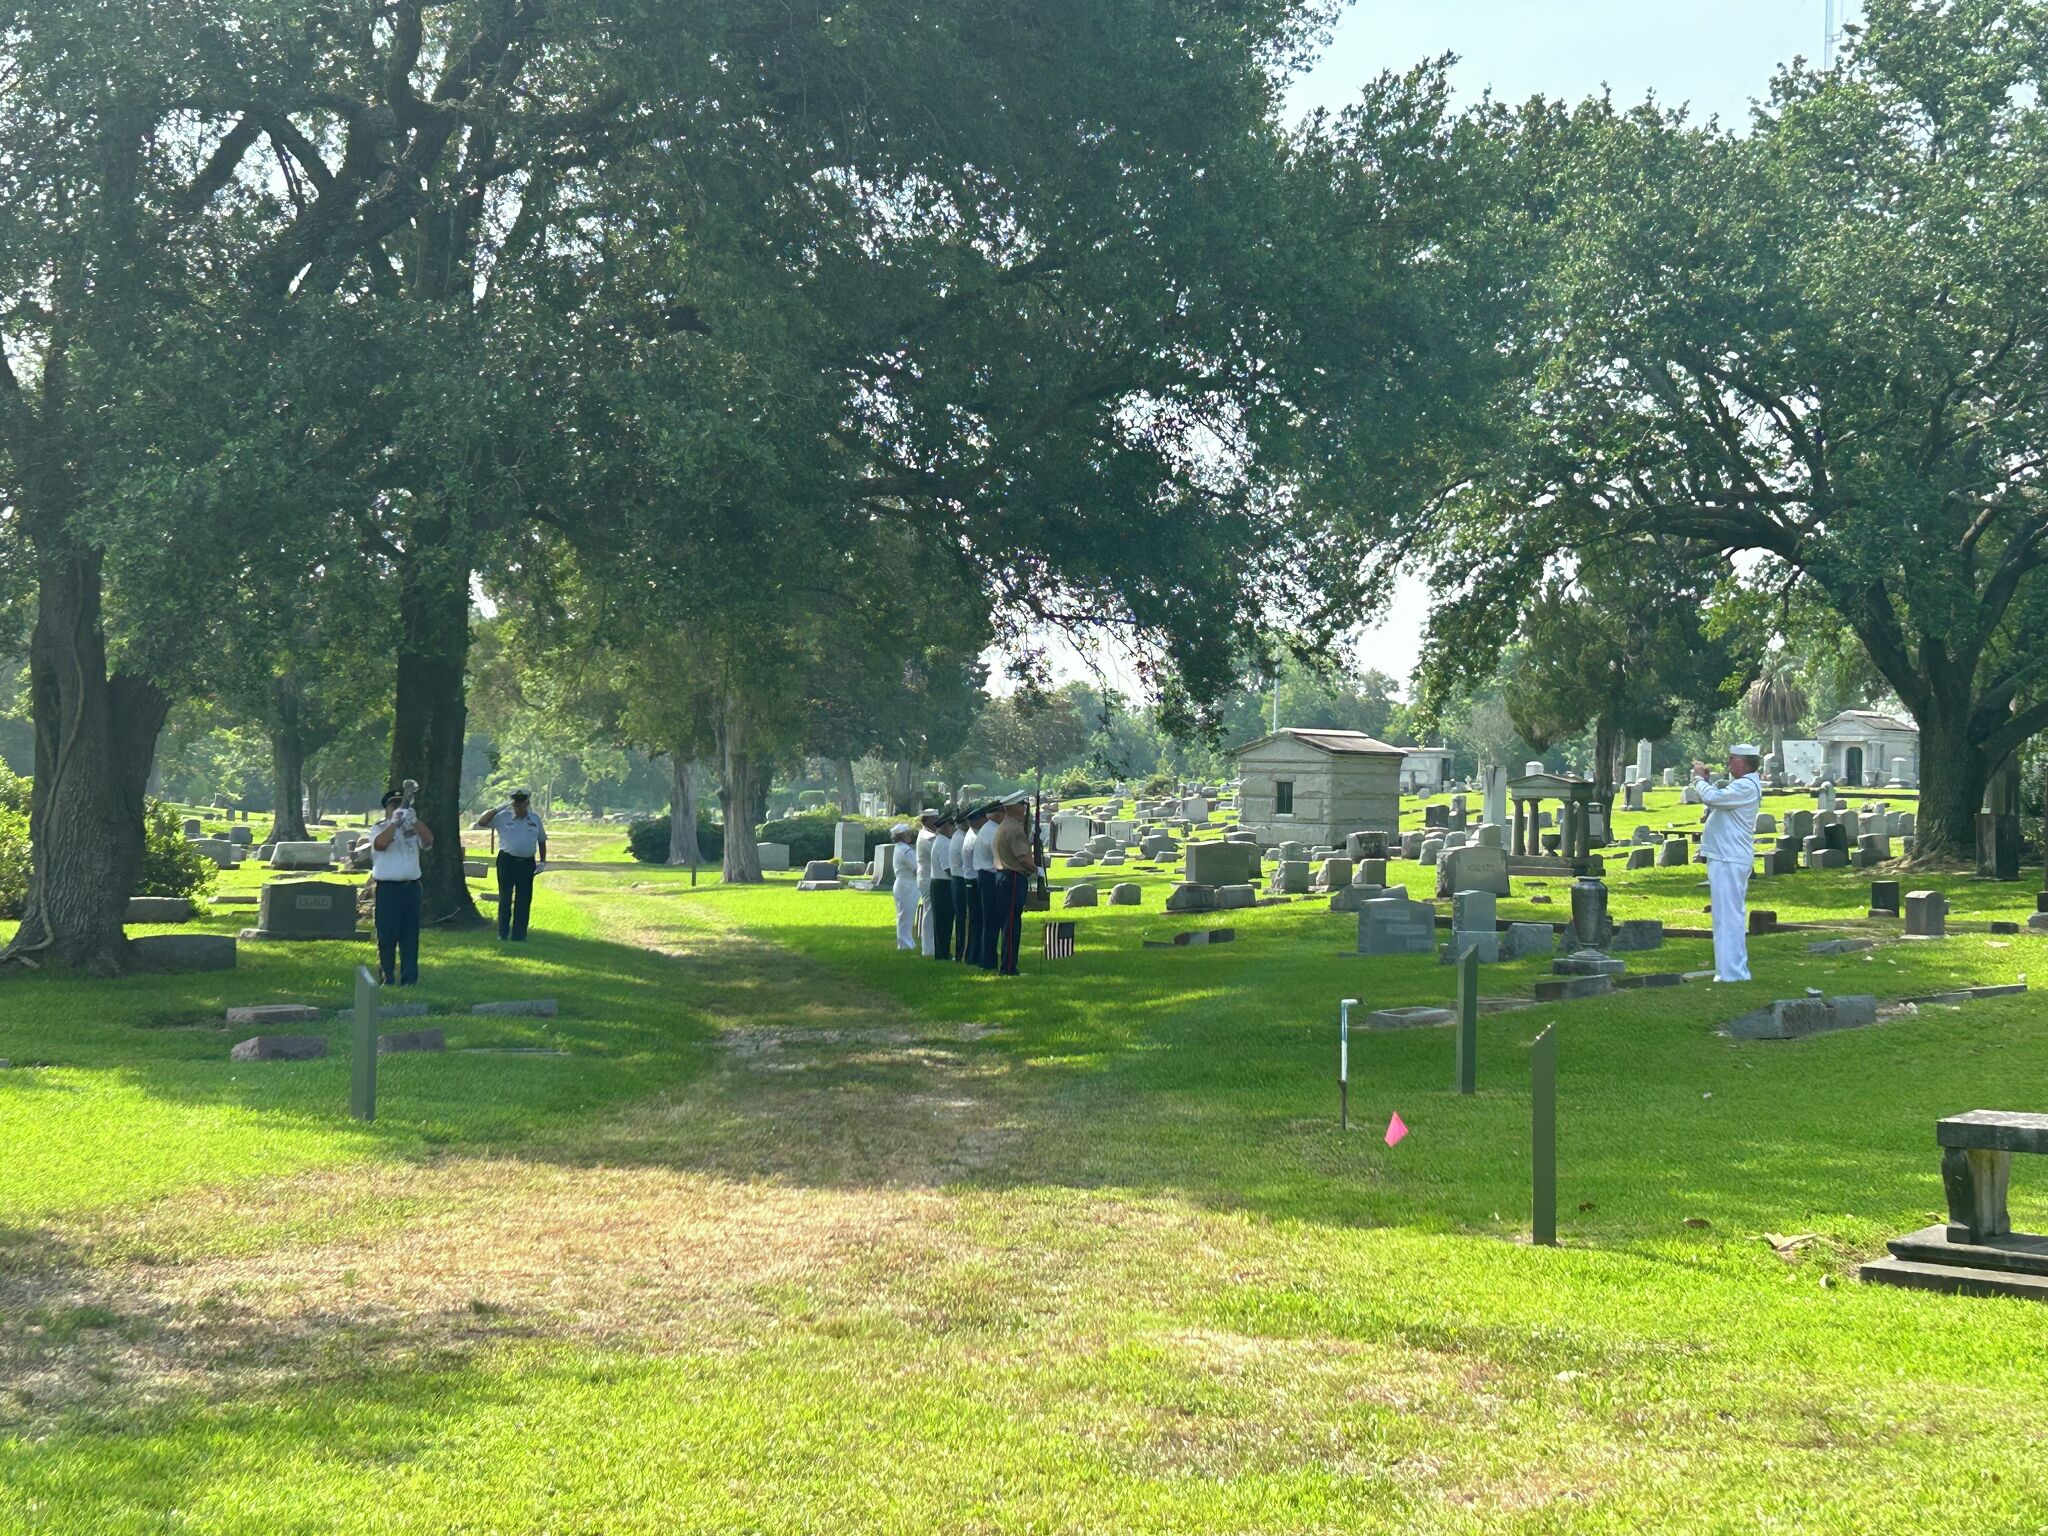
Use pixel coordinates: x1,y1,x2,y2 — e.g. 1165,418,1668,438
1020,0,1856,701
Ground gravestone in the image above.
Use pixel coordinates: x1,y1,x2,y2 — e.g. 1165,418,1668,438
130,934,236,972
1754,812,1776,835
869,842,899,886
190,839,237,869
1905,890,1948,937
1165,882,1219,913
833,820,864,865
1269,860,1310,895
1052,813,1093,851
226,1004,320,1026
1726,995,1878,1041
1502,922,1554,961
1870,879,1902,917
1424,804,1449,829
229,1034,328,1061
240,881,359,941
1217,884,1257,910
268,841,332,871
1108,883,1142,906
1358,894,1436,956
1065,852,1096,869
1657,839,1689,867
800,859,837,882
1607,919,1663,952
1354,858,1388,888
1315,856,1354,891
1347,830,1391,861
1062,882,1098,908
755,842,791,872
1623,782,1645,812
228,826,253,846
1553,948,1625,977
1482,765,1508,828
1434,843,1509,900
1626,846,1655,871
1418,839,1443,867
1442,890,1501,964
182,818,204,838
1185,841,1252,887
378,1028,446,1054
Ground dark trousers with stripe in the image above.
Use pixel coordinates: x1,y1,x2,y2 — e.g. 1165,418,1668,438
496,851,536,939
976,871,1001,969
998,869,1027,975
951,877,971,961
930,875,956,960
961,874,982,964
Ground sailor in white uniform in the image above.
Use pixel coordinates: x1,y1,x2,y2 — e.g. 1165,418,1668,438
1692,744,1764,982
889,823,920,950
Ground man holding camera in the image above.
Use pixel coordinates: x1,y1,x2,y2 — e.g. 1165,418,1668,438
473,789,548,941
369,789,435,986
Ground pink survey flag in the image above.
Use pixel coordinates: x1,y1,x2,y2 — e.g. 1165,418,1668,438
1385,1112,1408,1147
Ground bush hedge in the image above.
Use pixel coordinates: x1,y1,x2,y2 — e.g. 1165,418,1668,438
0,765,26,919
754,810,901,866
626,808,727,865
136,800,218,903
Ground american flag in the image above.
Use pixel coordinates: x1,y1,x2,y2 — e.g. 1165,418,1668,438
1043,920,1077,960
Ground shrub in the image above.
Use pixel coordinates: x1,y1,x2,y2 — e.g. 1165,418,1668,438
136,800,216,903
752,810,900,866
626,808,727,865
0,765,25,920
1141,771,1177,796
1056,773,1097,800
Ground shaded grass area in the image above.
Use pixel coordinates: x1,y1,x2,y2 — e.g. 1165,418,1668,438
2,855,2048,1531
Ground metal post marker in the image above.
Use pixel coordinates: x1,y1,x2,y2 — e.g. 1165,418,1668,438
1532,1024,1557,1245
1339,998,1358,1129
350,964,379,1122
1455,944,1479,1096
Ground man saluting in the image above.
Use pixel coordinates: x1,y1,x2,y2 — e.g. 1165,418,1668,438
369,789,434,986
473,789,548,942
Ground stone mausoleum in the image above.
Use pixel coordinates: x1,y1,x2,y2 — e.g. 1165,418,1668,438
1231,728,1404,848
1815,709,1919,787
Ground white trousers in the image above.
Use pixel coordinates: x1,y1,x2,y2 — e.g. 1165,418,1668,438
1707,858,1751,981
894,880,918,949
917,884,935,955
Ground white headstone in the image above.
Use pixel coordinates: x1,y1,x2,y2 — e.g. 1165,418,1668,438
1482,765,1507,827
1636,738,1654,782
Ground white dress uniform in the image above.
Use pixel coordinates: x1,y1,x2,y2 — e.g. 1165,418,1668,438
1695,762,1763,981
914,823,938,955
890,829,919,950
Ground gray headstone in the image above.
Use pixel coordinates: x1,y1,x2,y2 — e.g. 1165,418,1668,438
229,1033,326,1061
756,842,791,872
1434,844,1508,900
132,934,236,972
1656,839,1689,867
1108,883,1142,906
245,880,359,941
1567,879,1612,950
1357,895,1436,956
1501,922,1555,960
471,999,558,1016
1165,882,1219,912
225,1004,321,1026
124,896,193,924
377,1028,447,1054
1904,890,1947,937
1216,884,1257,910
1185,841,1252,887
267,841,333,870
1451,889,1497,932
1061,883,1098,908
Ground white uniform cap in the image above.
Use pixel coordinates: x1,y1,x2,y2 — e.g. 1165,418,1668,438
918,808,940,821
890,822,911,835
1003,791,1031,806
1729,743,1762,757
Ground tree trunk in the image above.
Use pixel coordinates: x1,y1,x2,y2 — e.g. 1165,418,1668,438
668,753,703,866
833,757,859,816
390,535,483,926
304,778,324,823
889,757,918,814
265,728,310,845
1911,699,1991,865
718,698,763,883
1591,715,1619,844
2,541,169,975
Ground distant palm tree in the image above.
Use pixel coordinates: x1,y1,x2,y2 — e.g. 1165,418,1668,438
1743,658,1811,770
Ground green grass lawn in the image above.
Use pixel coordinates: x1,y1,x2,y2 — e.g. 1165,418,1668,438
4,815,2048,1533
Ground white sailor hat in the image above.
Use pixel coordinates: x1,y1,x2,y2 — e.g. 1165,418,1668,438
918,807,941,821
890,822,911,835
1000,791,1030,806
1729,743,1762,756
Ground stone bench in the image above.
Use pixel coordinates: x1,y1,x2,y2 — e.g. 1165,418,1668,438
1939,1110,2048,1244
1863,1110,2048,1301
